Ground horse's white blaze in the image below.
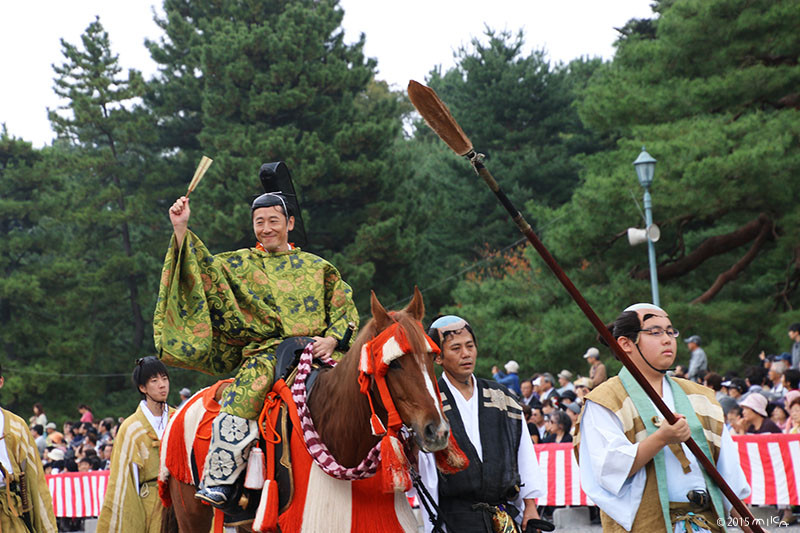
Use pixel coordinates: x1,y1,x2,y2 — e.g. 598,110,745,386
419,357,446,422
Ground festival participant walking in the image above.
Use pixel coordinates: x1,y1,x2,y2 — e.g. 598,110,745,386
576,304,750,532
417,315,544,533
97,356,173,533
154,165,359,507
0,365,57,532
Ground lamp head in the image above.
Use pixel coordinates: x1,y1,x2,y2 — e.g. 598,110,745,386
633,147,657,189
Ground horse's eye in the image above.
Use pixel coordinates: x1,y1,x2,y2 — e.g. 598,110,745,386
388,359,402,370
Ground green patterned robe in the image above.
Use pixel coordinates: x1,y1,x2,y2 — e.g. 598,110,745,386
154,230,358,418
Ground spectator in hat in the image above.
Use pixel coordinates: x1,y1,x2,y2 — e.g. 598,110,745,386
573,377,593,405
789,322,800,370
684,335,707,382
583,347,607,387
45,422,63,447
738,393,781,434
564,402,581,433
46,448,66,474
556,370,574,395
178,387,191,408
726,378,748,403
492,360,522,396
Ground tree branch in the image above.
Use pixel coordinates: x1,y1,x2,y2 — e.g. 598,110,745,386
632,214,771,281
691,217,773,304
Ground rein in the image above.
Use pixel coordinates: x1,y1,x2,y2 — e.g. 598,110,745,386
291,344,382,480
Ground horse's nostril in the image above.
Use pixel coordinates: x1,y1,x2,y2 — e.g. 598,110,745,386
423,423,449,443
423,423,438,441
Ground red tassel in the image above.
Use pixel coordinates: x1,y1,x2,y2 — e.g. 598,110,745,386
252,479,279,532
158,479,171,508
380,434,411,493
434,431,469,475
370,413,387,436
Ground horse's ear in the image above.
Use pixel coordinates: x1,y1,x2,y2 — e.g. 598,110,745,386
370,290,393,332
405,286,425,322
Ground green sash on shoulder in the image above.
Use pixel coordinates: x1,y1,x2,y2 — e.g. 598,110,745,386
619,368,727,532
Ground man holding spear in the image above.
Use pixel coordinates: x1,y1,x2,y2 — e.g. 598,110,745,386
575,304,750,532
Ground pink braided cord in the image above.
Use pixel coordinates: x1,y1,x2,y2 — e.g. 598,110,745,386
291,344,382,480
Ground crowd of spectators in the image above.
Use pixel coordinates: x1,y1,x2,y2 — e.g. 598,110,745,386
27,403,118,477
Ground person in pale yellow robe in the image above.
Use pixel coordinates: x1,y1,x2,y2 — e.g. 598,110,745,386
0,365,57,532
97,357,174,532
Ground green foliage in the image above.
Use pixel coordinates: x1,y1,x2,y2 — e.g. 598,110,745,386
445,0,800,381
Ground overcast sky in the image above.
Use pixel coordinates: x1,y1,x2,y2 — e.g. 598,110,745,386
1,0,653,147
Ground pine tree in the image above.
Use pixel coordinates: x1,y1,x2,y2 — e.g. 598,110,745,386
48,17,168,354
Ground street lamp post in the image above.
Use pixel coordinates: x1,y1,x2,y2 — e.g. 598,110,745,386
633,147,660,307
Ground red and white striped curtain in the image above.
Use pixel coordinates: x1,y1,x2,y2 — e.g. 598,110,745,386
47,470,108,518
533,433,800,507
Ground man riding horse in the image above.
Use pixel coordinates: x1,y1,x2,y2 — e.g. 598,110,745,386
153,162,359,507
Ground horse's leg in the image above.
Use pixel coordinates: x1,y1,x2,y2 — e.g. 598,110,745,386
160,498,179,533
170,476,214,533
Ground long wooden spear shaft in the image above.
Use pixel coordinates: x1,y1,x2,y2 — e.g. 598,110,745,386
407,80,762,532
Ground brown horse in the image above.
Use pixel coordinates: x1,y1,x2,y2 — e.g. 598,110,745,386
160,288,451,532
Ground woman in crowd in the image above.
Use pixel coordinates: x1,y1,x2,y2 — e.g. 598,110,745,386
542,409,573,443
32,403,47,427
786,395,800,435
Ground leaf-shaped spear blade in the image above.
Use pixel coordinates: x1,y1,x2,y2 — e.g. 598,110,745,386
407,80,473,157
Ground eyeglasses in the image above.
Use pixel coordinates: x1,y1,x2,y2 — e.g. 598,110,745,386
639,326,680,338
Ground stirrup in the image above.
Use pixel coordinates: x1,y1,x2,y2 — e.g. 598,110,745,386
195,484,235,509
